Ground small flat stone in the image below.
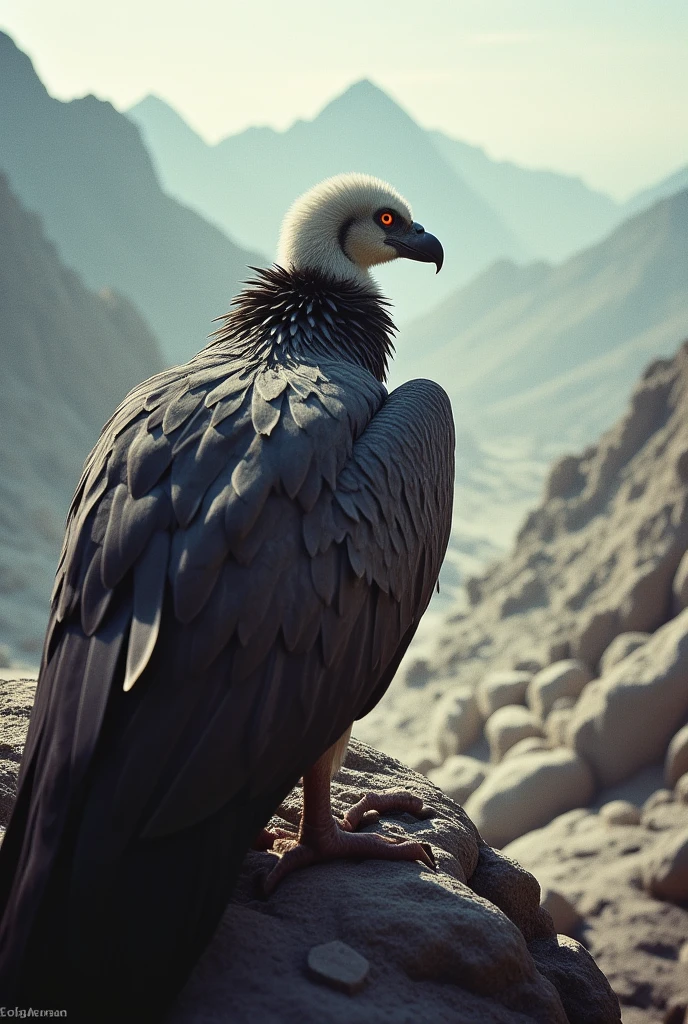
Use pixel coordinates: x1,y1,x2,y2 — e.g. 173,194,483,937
307,940,369,994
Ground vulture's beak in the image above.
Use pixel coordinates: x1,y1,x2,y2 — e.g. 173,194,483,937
384,222,444,273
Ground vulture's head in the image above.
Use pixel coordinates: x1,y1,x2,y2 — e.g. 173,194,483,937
278,173,444,289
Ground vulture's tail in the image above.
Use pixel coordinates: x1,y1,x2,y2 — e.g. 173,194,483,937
0,630,263,1022
0,778,257,1021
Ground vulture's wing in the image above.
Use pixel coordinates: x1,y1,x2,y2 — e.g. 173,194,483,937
0,352,453,999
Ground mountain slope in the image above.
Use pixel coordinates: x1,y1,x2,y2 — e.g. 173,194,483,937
623,164,688,219
396,189,688,445
128,81,526,321
0,32,262,366
0,173,164,657
428,130,621,262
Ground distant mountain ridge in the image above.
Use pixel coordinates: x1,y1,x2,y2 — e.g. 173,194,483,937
0,31,263,366
0,173,164,656
127,81,685,326
428,131,621,262
395,188,688,446
127,81,527,321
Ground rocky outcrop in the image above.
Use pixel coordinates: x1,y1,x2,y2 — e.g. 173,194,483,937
0,677,618,1023
358,340,688,783
349,341,688,1022
505,786,688,1024
440,341,688,684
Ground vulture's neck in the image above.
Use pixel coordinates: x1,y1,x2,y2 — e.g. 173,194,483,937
211,265,396,383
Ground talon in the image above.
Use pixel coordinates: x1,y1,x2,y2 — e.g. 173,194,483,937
420,842,437,870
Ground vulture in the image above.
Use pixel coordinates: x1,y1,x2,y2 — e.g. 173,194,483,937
0,173,454,1020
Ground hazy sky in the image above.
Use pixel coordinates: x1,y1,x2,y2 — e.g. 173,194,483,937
3,1,687,199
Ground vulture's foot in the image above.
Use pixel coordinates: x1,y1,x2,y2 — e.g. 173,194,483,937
261,817,435,895
340,788,428,831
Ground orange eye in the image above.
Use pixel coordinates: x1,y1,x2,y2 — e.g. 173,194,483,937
380,212,394,227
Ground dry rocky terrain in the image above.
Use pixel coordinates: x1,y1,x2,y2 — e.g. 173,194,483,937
0,685,619,1023
356,338,688,1021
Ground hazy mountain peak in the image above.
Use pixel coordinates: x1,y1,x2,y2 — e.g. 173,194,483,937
0,31,49,99
316,78,414,127
127,93,208,147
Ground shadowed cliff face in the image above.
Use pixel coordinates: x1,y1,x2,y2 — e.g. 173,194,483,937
0,174,164,657
0,31,263,367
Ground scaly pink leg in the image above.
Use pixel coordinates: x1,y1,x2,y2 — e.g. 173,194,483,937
262,749,435,895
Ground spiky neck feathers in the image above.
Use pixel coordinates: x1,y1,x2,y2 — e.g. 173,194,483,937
212,266,396,383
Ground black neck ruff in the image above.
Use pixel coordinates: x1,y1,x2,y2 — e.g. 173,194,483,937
210,265,397,383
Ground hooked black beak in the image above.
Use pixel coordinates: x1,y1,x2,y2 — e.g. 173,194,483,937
384,221,444,273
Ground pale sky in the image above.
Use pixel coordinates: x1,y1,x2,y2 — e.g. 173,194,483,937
2,0,687,199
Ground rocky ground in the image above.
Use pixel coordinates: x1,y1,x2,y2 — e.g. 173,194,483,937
0,684,618,1023
354,339,688,1021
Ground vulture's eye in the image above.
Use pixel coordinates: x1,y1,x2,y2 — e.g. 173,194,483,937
376,210,395,228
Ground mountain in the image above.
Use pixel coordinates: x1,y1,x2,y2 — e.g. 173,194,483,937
0,32,263,365
395,189,688,446
623,164,688,219
0,173,164,658
127,82,643,322
428,131,622,262
128,81,526,321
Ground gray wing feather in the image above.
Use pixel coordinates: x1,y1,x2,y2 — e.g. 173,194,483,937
123,531,170,692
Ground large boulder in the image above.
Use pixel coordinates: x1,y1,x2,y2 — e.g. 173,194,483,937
642,827,688,903
477,670,532,719
0,678,618,1023
428,754,489,805
432,687,482,760
463,748,595,848
166,743,622,1023
598,632,650,674
568,610,688,787
485,704,545,762
527,660,593,722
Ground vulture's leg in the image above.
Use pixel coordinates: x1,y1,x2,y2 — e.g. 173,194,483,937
262,728,435,895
